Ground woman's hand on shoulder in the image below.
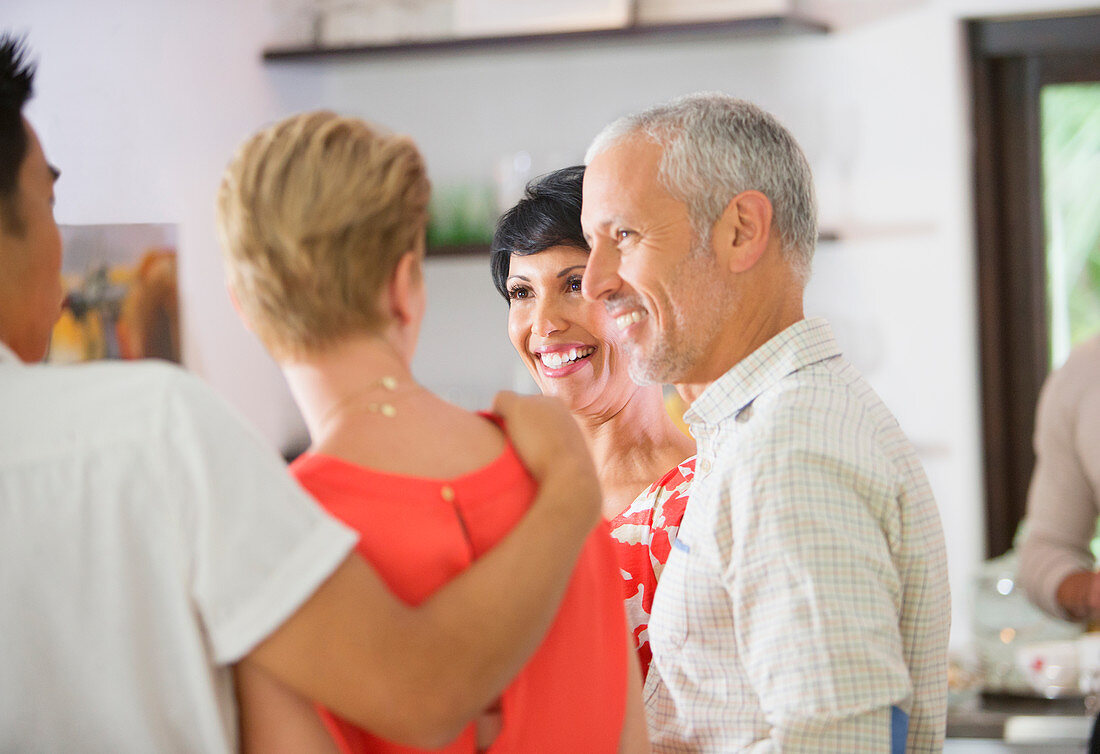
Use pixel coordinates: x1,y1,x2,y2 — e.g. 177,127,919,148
492,391,601,524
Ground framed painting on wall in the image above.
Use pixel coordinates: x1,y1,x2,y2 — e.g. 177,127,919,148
49,223,181,365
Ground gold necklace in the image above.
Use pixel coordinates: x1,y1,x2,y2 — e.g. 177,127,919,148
320,375,408,429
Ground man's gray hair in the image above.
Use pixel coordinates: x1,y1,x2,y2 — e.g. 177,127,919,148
585,93,817,282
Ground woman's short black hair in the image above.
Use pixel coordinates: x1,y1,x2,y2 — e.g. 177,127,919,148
489,165,588,302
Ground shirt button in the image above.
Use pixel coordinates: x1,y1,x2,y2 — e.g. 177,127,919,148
736,404,753,423
699,460,712,473
440,485,455,502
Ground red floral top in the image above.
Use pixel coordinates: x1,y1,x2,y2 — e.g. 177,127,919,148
608,456,696,679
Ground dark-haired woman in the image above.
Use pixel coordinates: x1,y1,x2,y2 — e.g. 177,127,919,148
490,165,695,678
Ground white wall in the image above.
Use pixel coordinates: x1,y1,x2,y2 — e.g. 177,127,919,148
8,0,1098,647
8,0,309,446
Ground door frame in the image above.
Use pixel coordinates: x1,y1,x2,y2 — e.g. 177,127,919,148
970,12,1100,557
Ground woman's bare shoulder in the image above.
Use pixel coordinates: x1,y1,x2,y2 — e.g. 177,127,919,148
398,395,508,474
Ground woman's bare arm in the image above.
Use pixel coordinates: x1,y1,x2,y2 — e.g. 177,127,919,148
236,663,339,754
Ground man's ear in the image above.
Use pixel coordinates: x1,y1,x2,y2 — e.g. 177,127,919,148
711,190,773,274
388,250,423,326
226,284,253,332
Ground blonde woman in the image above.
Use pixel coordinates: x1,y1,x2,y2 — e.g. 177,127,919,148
217,112,647,753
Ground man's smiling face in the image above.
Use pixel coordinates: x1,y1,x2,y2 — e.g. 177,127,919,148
580,135,732,386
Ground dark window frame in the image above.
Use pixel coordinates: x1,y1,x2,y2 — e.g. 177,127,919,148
970,12,1100,557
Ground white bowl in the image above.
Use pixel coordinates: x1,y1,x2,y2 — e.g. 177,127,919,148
1015,640,1080,697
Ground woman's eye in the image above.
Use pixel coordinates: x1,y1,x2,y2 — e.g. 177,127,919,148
567,276,583,293
507,286,531,301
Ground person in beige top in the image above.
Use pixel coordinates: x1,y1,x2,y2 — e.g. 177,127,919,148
1020,333,1100,620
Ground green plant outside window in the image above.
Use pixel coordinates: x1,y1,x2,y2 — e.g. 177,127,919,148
1042,83,1100,370
1041,83,1100,555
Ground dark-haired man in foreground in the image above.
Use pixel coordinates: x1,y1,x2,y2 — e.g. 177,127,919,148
0,34,604,751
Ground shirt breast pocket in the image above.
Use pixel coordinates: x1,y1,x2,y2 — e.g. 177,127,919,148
648,533,696,653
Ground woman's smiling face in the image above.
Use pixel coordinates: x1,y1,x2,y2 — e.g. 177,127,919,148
506,245,633,415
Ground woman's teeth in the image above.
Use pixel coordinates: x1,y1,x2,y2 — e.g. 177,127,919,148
539,346,596,369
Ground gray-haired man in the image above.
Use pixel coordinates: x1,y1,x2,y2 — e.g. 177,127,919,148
580,93,951,752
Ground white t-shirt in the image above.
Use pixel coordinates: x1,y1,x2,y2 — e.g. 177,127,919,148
0,342,358,752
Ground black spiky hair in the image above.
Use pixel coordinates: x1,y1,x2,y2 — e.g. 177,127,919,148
0,33,36,228
0,34,34,111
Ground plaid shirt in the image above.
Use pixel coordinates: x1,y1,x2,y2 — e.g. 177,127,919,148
644,318,950,752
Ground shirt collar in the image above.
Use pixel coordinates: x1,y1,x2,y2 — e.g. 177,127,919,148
0,340,22,366
684,317,840,428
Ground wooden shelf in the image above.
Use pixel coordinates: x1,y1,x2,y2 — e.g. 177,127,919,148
263,15,828,62
814,222,938,243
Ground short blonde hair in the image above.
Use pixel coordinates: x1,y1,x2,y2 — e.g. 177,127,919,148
216,110,430,359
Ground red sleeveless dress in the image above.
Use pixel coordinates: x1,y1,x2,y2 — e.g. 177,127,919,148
290,419,628,753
